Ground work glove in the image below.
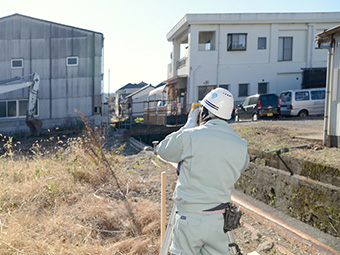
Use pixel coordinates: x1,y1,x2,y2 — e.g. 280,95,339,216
183,108,199,129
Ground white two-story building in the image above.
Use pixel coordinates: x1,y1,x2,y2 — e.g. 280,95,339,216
165,12,340,114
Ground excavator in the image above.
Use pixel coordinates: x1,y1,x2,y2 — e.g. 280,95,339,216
0,72,42,136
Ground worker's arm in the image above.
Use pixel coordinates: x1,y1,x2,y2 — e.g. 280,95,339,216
156,129,191,163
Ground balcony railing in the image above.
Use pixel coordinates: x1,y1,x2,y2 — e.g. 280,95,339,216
177,57,187,69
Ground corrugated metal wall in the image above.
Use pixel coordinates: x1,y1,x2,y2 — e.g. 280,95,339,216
0,14,104,133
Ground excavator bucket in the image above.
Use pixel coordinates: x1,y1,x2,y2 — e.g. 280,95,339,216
26,119,42,137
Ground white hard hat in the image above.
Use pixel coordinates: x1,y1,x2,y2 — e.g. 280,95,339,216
200,88,234,120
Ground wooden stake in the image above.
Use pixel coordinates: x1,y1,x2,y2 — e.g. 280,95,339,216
161,171,166,243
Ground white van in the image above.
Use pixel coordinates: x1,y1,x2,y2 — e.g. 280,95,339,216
279,88,326,117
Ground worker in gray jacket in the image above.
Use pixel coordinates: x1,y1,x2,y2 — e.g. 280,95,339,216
156,88,249,255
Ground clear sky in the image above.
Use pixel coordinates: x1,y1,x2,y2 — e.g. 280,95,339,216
1,0,340,93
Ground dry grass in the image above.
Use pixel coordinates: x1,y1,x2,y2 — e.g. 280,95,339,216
0,113,165,254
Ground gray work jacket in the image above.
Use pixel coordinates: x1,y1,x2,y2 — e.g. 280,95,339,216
156,119,249,212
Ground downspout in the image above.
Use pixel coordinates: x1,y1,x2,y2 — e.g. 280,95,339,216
216,25,221,87
323,39,333,146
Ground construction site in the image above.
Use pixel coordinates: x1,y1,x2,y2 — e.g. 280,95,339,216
1,116,339,254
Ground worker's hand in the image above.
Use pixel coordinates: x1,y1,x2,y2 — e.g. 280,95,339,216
183,108,199,129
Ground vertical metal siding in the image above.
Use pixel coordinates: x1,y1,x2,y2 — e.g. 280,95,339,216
0,14,104,133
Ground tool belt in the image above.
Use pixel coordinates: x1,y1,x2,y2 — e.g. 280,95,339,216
223,203,242,233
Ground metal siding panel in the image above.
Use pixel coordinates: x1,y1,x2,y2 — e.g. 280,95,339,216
0,21,5,39
77,57,89,77
31,39,49,59
94,33,103,56
6,19,20,40
37,78,49,99
0,40,7,61
68,96,92,116
11,68,24,78
73,37,88,57
51,59,67,79
19,16,31,39
30,21,50,39
51,38,72,58
51,25,73,38
0,61,7,78
38,99,49,118
94,76,101,96
68,77,91,97
66,66,79,78
51,98,67,118
31,59,50,78
51,78,67,98
8,39,30,59
73,29,89,37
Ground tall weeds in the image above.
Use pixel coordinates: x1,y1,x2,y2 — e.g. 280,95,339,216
75,109,141,236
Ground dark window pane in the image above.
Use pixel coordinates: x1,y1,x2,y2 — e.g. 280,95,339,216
258,37,266,49
258,83,268,94
0,102,6,117
19,100,28,116
239,84,248,97
8,101,16,117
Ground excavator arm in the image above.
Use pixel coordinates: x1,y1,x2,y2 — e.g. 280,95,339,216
0,73,42,136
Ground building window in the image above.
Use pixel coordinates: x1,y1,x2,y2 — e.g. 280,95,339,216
278,37,293,61
94,106,101,114
199,31,216,51
227,34,247,51
238,84,249,97
258,37,267,50
0,100,38,118
258,83,268,94
219,84,230,90
198,85,216,100
11,59,23,69
66,56,79,66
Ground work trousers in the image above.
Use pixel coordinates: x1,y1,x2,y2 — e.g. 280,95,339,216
170,211,230,255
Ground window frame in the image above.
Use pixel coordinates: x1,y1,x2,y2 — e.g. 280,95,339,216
278,37,293,61
227,33,247,51
238,83,249,97
257,37,267,50
11,59,24,69
66,56,79,66
258,82,268,94
0,99,39,118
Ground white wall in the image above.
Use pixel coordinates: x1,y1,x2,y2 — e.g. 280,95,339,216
168,13,340,106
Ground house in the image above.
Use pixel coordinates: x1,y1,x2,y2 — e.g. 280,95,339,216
114,82,147,117
165,12,340,114
0,13,104,134
125,83,161,117
316,25,340,148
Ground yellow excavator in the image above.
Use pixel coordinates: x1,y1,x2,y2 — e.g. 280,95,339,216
0,72,42,136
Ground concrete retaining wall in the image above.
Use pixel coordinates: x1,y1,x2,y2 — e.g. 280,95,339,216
249,149,340,187
236,162,340,238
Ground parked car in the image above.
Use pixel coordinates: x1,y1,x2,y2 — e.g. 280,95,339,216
279,88,325,117
234,93,280,122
